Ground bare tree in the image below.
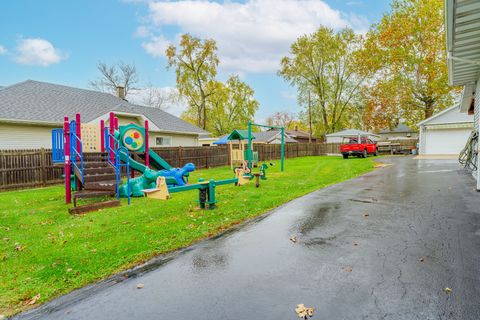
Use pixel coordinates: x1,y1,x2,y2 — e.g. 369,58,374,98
89,62,139,98
141,84,182,110
266,111,296,129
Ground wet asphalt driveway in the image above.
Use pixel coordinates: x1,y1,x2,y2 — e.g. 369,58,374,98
16,157,480,320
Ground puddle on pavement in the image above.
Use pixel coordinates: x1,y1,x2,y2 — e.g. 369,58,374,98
293,202,340,235
303,236,336,247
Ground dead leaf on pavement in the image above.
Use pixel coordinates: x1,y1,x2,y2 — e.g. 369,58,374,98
289,236,298,243
363,213,369,217
419,257,426,262
25,294,40,305
444,287,452,293
137,283,144,289
353,241,359,246
295,304,315,319
342,266,353,272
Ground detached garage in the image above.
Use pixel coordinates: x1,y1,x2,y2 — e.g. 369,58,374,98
418,105,473,155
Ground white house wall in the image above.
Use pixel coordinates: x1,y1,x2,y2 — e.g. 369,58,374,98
148,132,199,147
0,123,57,149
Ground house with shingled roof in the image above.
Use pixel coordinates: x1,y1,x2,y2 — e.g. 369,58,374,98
0,80,207,149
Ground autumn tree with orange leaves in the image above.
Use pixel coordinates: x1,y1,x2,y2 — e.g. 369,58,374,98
361,0,458,130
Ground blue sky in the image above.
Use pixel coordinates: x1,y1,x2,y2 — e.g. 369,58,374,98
0,0,390,121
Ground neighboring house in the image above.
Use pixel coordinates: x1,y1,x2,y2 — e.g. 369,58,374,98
214,130,297,145
0,80,206,149
268,127,320,143
325,129,380,143
417,105,473,155
378,123,418,140
198,134,219,146
445,1,479,189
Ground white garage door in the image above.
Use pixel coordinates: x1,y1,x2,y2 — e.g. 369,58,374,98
424,128,471,155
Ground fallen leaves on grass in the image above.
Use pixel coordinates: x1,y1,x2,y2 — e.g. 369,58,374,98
295,304,315,319
25,294,40,305
14,245,25,251
137,283,144,289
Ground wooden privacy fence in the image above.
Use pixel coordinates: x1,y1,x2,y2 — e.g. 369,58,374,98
0,148,63,191
0,139,417,191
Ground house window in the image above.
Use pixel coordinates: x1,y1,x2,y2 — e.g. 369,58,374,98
156,136,172,146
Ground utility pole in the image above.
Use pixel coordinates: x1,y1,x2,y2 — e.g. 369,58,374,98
308,90,312,143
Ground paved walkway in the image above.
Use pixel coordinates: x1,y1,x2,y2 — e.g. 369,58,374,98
16,157,480,320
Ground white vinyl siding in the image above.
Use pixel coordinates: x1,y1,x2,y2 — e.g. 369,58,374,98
0,123,57,149
148,132,199,147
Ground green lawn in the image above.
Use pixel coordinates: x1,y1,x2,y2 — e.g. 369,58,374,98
0,156,375,316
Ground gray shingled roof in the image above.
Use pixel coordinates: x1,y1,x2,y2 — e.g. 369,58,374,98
0,80,206,135
217,130,297,143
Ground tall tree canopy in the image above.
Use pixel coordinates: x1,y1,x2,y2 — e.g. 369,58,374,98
206,75,259,136
167,34,258,135
361,0,457,130
278,27,369,136
166,34,219,130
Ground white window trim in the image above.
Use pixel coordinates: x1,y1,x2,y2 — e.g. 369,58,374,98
155,136,172,147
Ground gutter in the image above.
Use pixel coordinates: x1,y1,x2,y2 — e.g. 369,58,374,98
0,118,62,127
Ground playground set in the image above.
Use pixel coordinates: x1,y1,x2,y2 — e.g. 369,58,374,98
52,115,285,213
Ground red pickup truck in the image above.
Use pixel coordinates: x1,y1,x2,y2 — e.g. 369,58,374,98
340,137,378,159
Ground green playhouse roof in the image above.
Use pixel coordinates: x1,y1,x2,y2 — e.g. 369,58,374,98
227,129,255,141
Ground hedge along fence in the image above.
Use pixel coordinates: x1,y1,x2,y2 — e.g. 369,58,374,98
0,140,417,191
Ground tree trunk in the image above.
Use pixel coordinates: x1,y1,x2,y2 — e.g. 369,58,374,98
424,101,434,119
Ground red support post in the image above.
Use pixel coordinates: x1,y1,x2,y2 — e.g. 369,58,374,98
114,117,119,130
109,112,115,163
64,116,71,204
100,120,105,153
75,113,82,191
144,120,150,167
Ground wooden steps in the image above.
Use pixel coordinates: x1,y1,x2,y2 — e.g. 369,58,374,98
69,200,120,215
71,157,120,214
73,190,116,206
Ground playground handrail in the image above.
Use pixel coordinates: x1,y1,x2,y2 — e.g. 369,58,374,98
70,123,84,184
104,128,131,205
51,128,65,163
115,146,131,205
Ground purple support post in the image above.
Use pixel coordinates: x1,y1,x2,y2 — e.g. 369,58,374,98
64,116,71,204
100,120,105,153
109,112,114,163
144,120,150,167
75,113,82,191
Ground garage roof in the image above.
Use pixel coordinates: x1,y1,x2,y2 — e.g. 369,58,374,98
417,105,473,126
445,0,480,86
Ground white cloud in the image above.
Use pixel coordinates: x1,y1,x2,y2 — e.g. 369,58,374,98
142,35,170,57
0,45,6,55
128,86,188,116
139,0,369,73
14,38,66,66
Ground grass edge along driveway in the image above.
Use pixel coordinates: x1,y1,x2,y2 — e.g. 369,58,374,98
0,156,376,316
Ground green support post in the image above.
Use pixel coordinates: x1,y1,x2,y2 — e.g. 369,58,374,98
208,179,216,210
281,127,285,172
247,121,252,170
